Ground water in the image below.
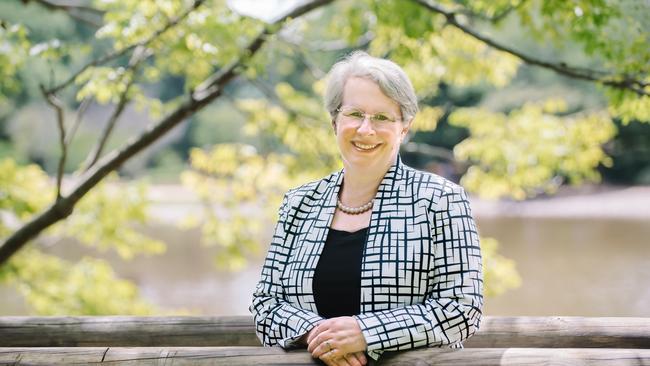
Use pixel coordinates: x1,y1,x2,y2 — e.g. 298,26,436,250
478,217,650,317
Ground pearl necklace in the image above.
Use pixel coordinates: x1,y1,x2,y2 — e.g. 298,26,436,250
337,197,373,215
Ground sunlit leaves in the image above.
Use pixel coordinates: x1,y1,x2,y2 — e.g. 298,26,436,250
275,82,326,121
0,23,30,101
516,0,621,52
237,83,340,176
450,100,616,199
606,90,650,124
324,1,373,45
181,79,342,271
513,0,650,123
481,237,522,297
410,106,444,132
151,6,261,89
54,176,166,260
0,159,53,237
430,27,520,88
76,66,137,104
95,0,192,49
370,23,520,98
132,92,165,119
180,144,295,271
1,247,155,315
95,0,262,90
370,0,438,39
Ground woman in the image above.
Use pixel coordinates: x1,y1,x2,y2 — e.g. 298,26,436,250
250,51,483,366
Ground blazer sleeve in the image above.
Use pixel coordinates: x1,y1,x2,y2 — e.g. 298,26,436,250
353,184,484,361
249,193,325,348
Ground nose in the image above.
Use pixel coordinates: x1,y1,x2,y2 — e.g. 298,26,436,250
356,115,376,135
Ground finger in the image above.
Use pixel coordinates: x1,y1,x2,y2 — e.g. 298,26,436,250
325,358,345,366
310,338,334,358
321,357,338,366
320,356,335,366
307,337,323,354
320,351,350,366
344,353,361,366
351,352,367,366
319,350,335,363
312,342,333,359
307,332,325,353
307,327,333,352
308,330,334,354
335,355,353,366
316,319,333,333
306,335,317,353
306,323,323,344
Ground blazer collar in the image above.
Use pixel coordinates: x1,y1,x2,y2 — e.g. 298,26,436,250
376,154,406,199
324,155,406,216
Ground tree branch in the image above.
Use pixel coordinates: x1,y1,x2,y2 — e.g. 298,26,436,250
22,0,104,14
412,0,649,96
40,85,67,200
80,46,148,173
45,0,205,95
22,0,104,28
79,76,134,172
455,0,529,23
0,0,334,267
65,97,91,146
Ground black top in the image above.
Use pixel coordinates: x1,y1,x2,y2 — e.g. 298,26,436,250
312,227,368,319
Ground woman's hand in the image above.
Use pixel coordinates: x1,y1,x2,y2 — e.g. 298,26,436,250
306,316,367,365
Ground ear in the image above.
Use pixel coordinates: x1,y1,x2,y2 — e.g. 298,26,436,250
400,120,412,142
402,119,412,135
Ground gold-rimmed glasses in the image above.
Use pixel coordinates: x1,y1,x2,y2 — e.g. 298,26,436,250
336,106,401,128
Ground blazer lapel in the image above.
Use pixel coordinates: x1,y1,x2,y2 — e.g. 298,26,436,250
302,169,343,243
361,156,406,312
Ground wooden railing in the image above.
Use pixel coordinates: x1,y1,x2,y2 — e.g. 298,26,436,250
1,316,649,365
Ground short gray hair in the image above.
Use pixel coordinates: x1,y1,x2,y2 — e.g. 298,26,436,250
324,51,419,123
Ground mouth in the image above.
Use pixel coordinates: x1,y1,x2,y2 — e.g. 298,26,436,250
352,141,380,151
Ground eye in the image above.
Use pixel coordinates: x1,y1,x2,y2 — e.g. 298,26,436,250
372,114,390,122
345,110,365,119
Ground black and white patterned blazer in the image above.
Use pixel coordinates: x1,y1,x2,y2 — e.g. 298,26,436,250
249,156,483,361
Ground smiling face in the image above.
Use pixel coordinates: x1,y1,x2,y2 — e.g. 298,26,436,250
334,77,410,175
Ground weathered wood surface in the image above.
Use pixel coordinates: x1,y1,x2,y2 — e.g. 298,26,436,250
1,316,649,348
1,347,650,365
466,316,650,349
0,316,255,347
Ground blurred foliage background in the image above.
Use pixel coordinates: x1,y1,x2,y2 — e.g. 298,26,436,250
0,0,648,315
